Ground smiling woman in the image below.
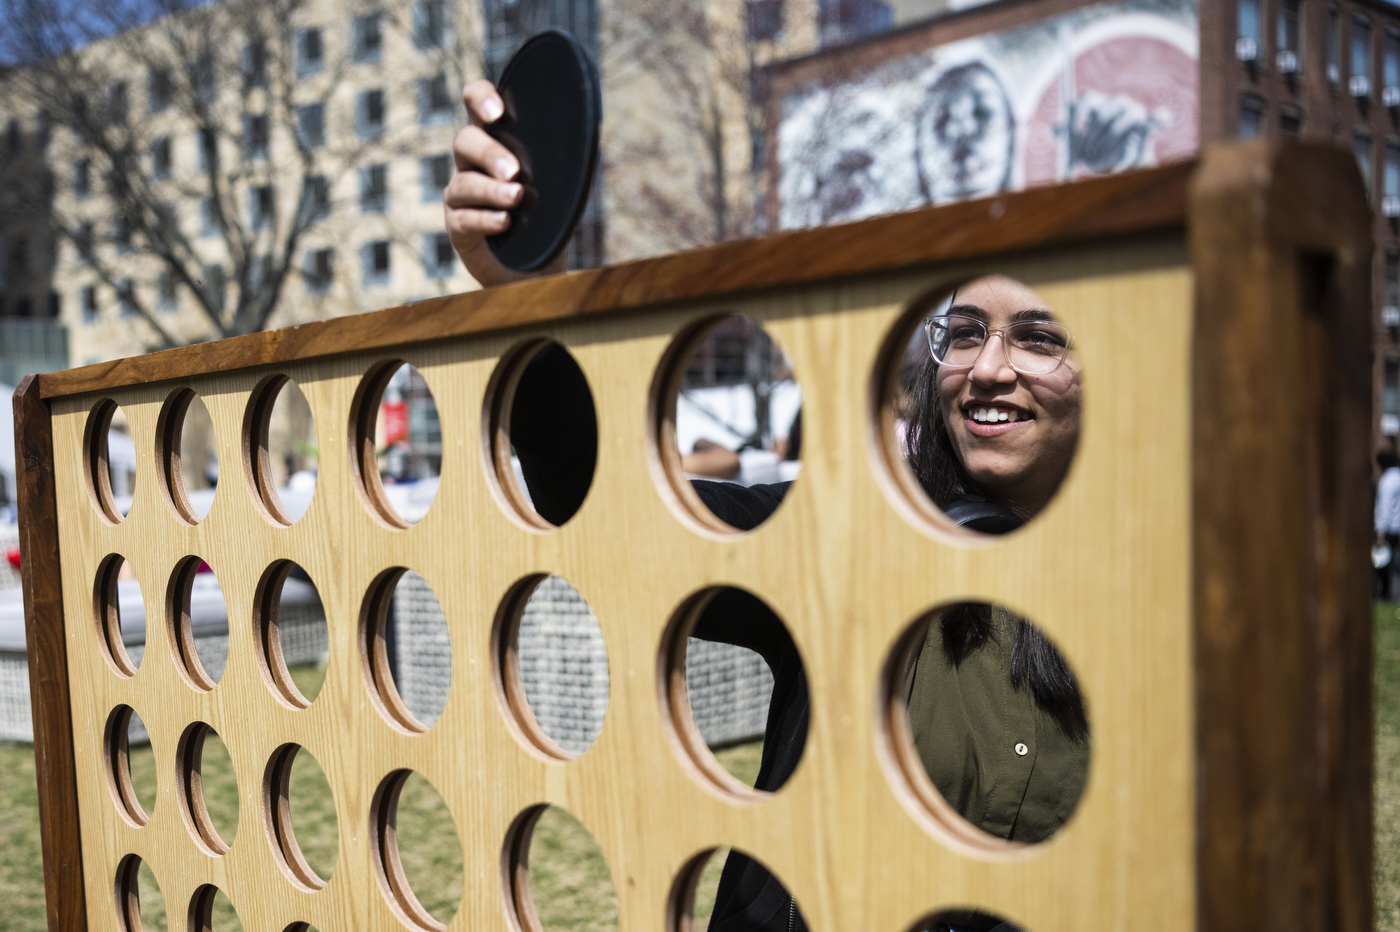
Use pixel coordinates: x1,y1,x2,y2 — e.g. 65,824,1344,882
900,275,1081,533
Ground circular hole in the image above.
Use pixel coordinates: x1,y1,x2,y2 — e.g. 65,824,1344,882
85,399,137,523
491,574,608,759
254,562,329,708
647,314,803,536
262,744,338,889
907,907,1028,932
879,601,1091,849
659,587,804,797
349,361,442,527
104,705,156,825
115,855,168,932
370,770,464,930
176,723,239,855
872,275,1082,537
94,555,147,676
188,885,244,932
360,568,451,732
242,376,318,526
156,390,219,524
501,804,618,932
668,846,803,932
482,340,597,530
165,556,231,690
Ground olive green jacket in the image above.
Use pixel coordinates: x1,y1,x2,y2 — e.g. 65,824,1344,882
905,607,1089,844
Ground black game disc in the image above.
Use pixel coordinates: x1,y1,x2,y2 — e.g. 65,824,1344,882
486,31,601,272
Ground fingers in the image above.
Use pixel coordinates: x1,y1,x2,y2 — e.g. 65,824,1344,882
451,123,519,181
443,170,522,211
462,79,505,125
445,205,511,238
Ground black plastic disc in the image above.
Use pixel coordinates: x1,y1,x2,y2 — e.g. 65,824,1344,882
486,30,601,272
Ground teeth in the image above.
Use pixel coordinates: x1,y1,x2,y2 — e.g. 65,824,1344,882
969,407,1024,423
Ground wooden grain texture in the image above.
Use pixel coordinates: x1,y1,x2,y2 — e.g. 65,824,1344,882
13,374,88,932
44,237,1196,932
18,143,1374,932
35,160,1192,401
1190,140,1374,932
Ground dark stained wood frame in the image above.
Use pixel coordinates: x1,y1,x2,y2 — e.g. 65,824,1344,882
1190,140,1373,932
14,144,1374,931
14,374,88,932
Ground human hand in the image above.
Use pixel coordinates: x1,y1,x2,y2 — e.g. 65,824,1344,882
444,80,567,287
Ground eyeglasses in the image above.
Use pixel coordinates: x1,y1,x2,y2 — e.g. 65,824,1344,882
924,314,1073,375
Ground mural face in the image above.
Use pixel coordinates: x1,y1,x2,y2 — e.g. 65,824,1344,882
776,0,1199,230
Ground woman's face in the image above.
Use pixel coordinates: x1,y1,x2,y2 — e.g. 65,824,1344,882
935,276,1082,516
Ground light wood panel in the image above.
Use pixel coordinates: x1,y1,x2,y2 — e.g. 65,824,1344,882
15,143,1372,932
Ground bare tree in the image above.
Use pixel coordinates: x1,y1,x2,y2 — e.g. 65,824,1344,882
0,0,478,349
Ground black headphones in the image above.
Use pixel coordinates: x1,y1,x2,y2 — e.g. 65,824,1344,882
943,494,1024,535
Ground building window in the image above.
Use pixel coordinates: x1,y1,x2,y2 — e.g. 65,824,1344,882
108,82,128,124
6,237,26,279
75,223,93,263
421,154,452,202
360,164,388,213
46,292,60,318
357,89,386,138
746,0,784,42
423,232,455,278
1386,140,1400,199
36,109,50,149
1387,252,1400,314
201,264,226,312
1385,359,1400,435
251,185,275,228
1277,0,1301,69
297,28,324,77
244,113,270,159
4,119,19,155
1355,129,1374,194
1280,107,1303,137
151,137,172,179
191,53,216,103
148,68,173,113
354,14,383,62
418,74,454,125
81,285,98,323
1387,30,1400,96
73,159,91,198
414,0,447,48
301,174,331,221
1239,96,1264,139
1329,5,1341,84
1237,0,1260,61
114,215,133,252
296,102,325,149
304,248,334,292
158,272,178,313
1352,16,1373,96
118,278,137,317
201,198,220,236
818,0,893,48
243,37,268,88
198,128,218,172
362,240,391,285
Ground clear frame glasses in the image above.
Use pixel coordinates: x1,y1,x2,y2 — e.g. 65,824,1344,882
924,314,1073,375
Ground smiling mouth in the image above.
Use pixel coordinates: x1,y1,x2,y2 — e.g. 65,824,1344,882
964,405,1031,424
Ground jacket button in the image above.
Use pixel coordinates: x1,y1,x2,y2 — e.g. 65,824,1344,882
1014,742,1029,756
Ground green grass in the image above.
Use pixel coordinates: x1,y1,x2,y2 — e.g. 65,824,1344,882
11,639,1393,930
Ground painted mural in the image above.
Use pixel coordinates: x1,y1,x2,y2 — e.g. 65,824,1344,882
776,0,1199,229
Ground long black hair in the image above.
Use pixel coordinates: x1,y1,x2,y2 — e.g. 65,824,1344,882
904,310,1087,739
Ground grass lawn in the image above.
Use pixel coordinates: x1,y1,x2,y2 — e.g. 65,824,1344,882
3,628,1395,930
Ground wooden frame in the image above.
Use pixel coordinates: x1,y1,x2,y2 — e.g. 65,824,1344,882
14,140,1371,932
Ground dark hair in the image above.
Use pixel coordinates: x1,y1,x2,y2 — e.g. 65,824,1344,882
1379,449,1400,471
905,302,1086,735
